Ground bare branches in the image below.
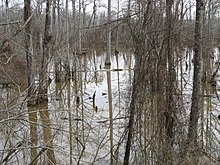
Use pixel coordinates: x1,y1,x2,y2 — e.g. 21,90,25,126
0,20,21,26
2,141,23,165
0,54,16,65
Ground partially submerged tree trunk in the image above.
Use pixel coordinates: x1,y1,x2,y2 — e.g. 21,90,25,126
185,0,204,164
123,64,139,165
37,0,57,164
105,0,113,164
123,2,150,164
106,64,114,165
24,0,37,164
164,0,175,164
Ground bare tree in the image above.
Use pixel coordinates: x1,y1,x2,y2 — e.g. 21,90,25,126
79,0,82,53
24,0,38,164
2,0,220,164
37,0,57,164
105,0,111,66
185,0,204,164
105,0,113,164
164,0,175,164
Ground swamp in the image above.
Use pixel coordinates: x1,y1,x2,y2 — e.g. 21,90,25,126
0,0,220,165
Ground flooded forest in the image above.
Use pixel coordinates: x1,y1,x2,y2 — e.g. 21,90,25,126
0,0,220,165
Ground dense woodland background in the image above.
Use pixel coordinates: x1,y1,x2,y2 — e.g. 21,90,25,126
0,0,220,164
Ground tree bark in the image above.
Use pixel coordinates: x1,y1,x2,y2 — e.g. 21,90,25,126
164,0,175,164
123,81,136,165
24,0,38,164
72,0,76,33
105,0,113,164
37,0,57,164
186,0,204,163
105,64,114,165
78,0,82,54
105,0,111,65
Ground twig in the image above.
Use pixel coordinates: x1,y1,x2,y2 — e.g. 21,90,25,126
76,137,86,165
0,20,21,26
97,116,129,123
82,12,140,30
2,141,22,165
0,54,16,65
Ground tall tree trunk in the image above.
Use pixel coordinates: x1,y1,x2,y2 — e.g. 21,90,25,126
37,0,57,164
164,0,175,164
65,1,73,164
24,0,37,164
72,0,76,33
123,2,152,164
5,0,10,36
123,77,137,165
82,0,86,28
105,0,111,65
105,64,113,164
186,0,204,164
156,18,167,165
65,0,70,79
92,0,97,27
105,0,113,164
67,78,73,165
53,0,61,83
115,0,119,50
78,0,82,54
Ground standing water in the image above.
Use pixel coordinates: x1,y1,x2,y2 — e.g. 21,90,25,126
0,51,134,165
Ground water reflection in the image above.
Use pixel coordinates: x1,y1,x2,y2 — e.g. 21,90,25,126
47,52,134,164
2,48,220,164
